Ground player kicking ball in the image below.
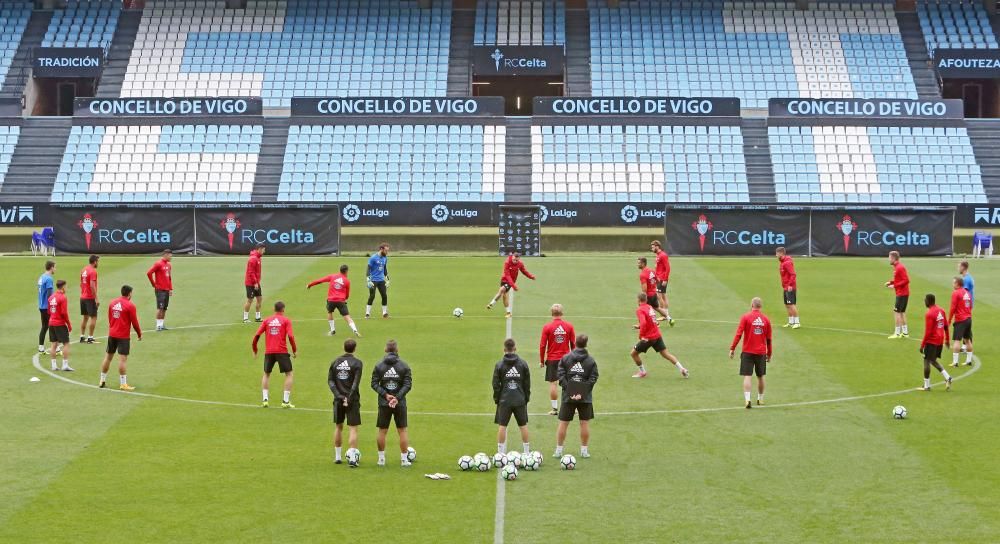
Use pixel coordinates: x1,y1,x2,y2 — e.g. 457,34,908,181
99,285,142,391
371,340,413,467
329,339,364,465
487,252,535,318
919,294,953,391
252,301,298,408
630,293,688,379
729,297,772,408
307,264,360,337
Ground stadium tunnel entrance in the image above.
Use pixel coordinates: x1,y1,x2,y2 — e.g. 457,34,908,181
473,75,564,115
29,78,96,116
941,79,1000,118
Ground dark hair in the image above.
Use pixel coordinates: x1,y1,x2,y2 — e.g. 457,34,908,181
775,247,786,255
340,264,349,274
504,338,516,352
163,249,172,255
953,276,964,286
274,301,286,312
343,339,357,353
385,339,398,353
959,260,969,271
89,255,100,264
925,293,935,307
121,284,133,296
45,260,55,271
255,243,266,250
577,334,589,349
638,256,647,266
650,240,662,248
378,242,389,250
56,279,66,289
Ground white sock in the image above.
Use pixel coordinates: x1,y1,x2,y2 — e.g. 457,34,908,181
282,390,290,403
365,305,372,315
638,364,646,373
902,325,908,335
498,443,507,454
676,362,686,373
51,359,57,370
255,312,261,319
523,443,530,455
243,312,249,320
924,378,931,388
757,393,764,402
942,370,951,380
401,452,409,462
349,322,358,333
793,317,800,324
38,344,43,351
744,392,752,402
580,446,589,455
894,326,901,335
100,372,107,383
335,447,342,461
120,374,127,385
328,320,336,332
382,306,388,316
550,399,558,409
788,317,794,324
262,390,268,402
554,445,563,456
953,353,960,366
505,307,511,313
966,351,974,364
156,319,164,329
61,359,70,369
378,451,385,462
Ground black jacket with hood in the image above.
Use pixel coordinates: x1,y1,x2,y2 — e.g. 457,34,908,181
557,347,599,404
371,352,412,407
492,353,531,407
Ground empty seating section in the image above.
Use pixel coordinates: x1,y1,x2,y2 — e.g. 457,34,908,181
474,0,565,46
589,0,915,108
123,0,450,108
42,0,122,49
532,125,749,203
0,3,31,85
769,125,986,204
278,124,506,202
917,0,998,56
52,124,261,203
0,126,19,191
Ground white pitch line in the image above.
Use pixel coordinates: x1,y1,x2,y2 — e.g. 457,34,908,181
495,292,513,544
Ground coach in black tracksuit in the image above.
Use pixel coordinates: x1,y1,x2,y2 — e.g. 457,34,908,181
371,340,413,466
329,338,363,464
555,334,599,459
492,338,532,455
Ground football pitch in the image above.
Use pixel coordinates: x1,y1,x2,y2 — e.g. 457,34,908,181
1,254,998,543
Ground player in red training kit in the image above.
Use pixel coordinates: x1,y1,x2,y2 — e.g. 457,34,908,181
650,240,675,326
307,264,361,337
539,303,576,415
79,254,100,344
146,249,173,331
243,243,265,324
919,293,952,391
729,297,772,409
638,257,668,320
776,247,800,329
631,292,688,379
885,251,910,339
99,284,142,391
948,276,974,368
487,253,535,318
47,280,73,372
253,301,298,408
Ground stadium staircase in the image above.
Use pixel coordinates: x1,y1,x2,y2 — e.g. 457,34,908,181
965,119,1000,202
988,12,1000,45
0,117,71,202
896,11,942,99
741,118,777,204
447,8,475,97
564,7,592,97
0,11,53,101
250,117,289,203
504,117,532,203
96,8,142,98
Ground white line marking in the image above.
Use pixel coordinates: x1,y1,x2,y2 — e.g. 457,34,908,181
495,292,512,544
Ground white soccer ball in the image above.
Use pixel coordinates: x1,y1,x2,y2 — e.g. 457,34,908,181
473,453,491,472
559,454,577,470
892,405,907,419
492,452,508,468
458,455,474,471
453,307,464,318
501,463,518,481
505,451,524,468
522,453,539,471
406,446,416,462
346,448,360,467
531,450,543,467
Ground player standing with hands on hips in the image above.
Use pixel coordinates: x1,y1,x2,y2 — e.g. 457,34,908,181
366,243,390,319
554,334,599,459
729,297,772,409
493,338,532,455
886,251,910,339
252,301,298,408
371,340,413,467
329,339,364,465
776,247,800,329
243,243,265,323
147,249,173,331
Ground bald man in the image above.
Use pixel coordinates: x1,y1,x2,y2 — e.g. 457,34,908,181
729,297,773,409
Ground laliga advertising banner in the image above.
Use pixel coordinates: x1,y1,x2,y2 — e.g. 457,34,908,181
811,209,954,257
663,207,810,256
195,208,340,255
52,207,194,254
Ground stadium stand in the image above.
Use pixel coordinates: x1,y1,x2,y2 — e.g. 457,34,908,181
278,124,506,202
474,0,566,46
0,125,19,191
121,0,451,108
51,124,262,203
531,124,749,203
42,0,122,49
768,125,986,204
0,2,32,87
588,0,917,108
916,0,999,56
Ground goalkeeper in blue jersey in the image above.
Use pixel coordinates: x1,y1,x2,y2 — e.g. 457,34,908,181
366,243,390,319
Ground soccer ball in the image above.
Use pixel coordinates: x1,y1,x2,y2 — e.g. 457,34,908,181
892,405,907,419
453,307,464,318
531,451,543,467
501,463,518,481
559,454,577,470
473,453,491,472
458,455,474,471
522,453,539,471
492,452,508,468
346,448,360,467
505,451,523,468
406,447,416,462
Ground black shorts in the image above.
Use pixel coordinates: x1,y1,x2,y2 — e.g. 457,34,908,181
893,295,909,313
544,361,560,382
245,285,262,299
646,294,659,308
500,280,513,293
558,402,594,422
334,400,362,426
656,280,668,294
740,352,767,377
923,344,943,362
634,337,666,354
495,404,529,427
155,290,170,311
376,404,408,429
783,289,797,306
80,298,98,317
106,336,131,356
326,301,349,316
952,318,972,342
264,353,293,374
48,325,69,344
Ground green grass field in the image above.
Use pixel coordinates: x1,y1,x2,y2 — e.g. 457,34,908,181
1,254,998,543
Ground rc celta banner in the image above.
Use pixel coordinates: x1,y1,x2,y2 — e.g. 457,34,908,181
664,207,810,256
811,209,954,257
196,208,340,255
52,207,194,254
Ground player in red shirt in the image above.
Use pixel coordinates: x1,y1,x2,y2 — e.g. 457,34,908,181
487,253,536,318
146,249,173,331
650,240,675,326
253,301,298,408
729,297,772,409
99,284,142,391
307,264,361,337
47,280,73,372
78,254,100,344
630,292,688,379
919,293,952,391
948,276,974,368
885,251,910,339
776,247,800,329
243,243,265,324
638,257,668,321
539,303,576,415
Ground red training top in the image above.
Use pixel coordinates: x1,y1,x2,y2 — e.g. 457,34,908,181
308,274,350,302
253,314,297,355
654,250,670,282
921,304,949,348
47,292,71,329
949,287,972,323
502,256,535,290
108,296,141,339
80,264,98,300
730,309,773,357
889,262,909,296
636,303,661,341
245,250,262,287
147,258,173,291
640,267,657,296
779,256,796,290
539,318,576,364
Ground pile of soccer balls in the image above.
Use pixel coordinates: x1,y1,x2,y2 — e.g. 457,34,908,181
457,451,577,479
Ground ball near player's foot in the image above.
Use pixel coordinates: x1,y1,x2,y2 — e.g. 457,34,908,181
458,455,474,471
406,446,416,462
559,454,576,470
501,463,518,481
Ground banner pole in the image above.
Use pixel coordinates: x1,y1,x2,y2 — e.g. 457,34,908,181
807,208,813,257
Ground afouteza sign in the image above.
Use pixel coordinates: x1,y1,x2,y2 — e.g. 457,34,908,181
33,47,104,78
934,49,1000,78
471,46,564,76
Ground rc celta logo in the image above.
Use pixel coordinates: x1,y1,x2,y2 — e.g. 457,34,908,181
838,214,931,249
78,213,98,250
491,49,503,71
220,213,241,250
837,214,858,253
490,47,548,72
78,212,172,247
691,214,713,252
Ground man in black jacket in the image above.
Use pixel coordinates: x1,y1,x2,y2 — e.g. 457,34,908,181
555,334,599,459
329,339,363,466
371,339,413,467
492,338,532,456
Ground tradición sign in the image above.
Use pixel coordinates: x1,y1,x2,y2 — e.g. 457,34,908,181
33,47,104,78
